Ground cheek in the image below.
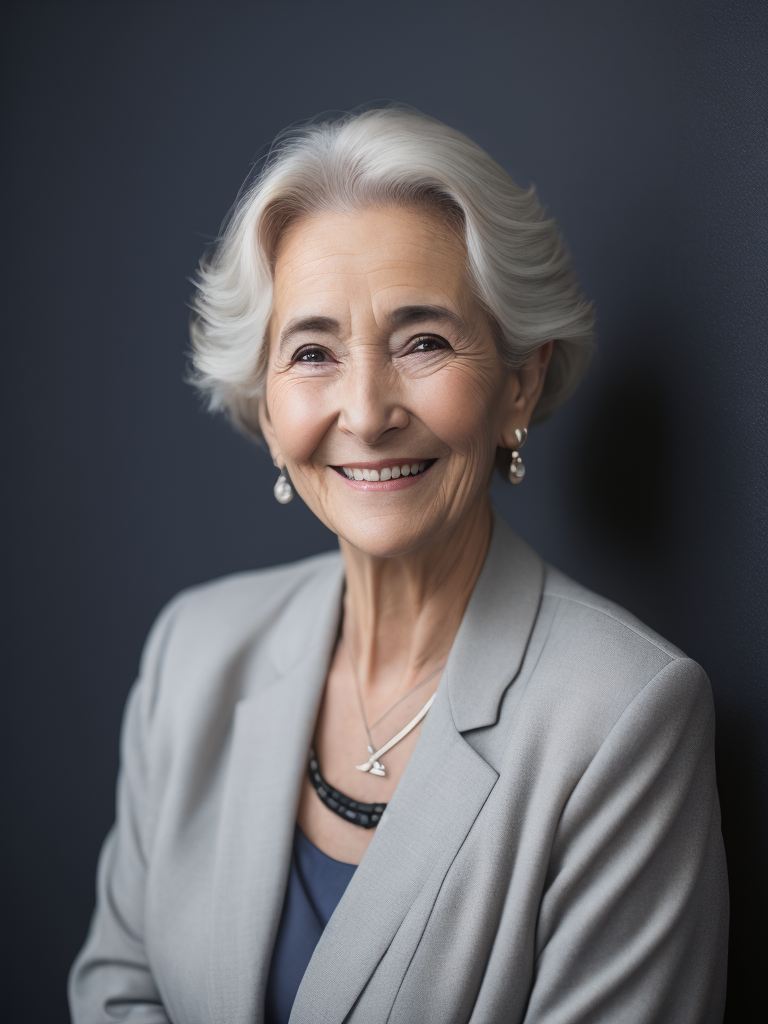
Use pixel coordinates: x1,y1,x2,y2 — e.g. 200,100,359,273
268,377,333,465
415,366,501,455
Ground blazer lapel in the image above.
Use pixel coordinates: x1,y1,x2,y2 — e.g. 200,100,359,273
207,557,345,1024
290,512,544,1024
290,685,499,1024
447,511,544,732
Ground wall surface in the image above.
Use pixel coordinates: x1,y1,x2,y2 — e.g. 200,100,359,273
6,2,766,1020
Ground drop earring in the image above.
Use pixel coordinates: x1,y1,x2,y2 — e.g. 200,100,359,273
509,427,528,484
273,465,294,504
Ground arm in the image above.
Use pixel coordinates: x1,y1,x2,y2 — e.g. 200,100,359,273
68,597,185,1024
524,658,729,1024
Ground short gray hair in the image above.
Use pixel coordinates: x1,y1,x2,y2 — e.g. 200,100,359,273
189,105,595,439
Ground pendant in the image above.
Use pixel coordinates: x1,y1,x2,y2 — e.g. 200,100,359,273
353,693,437,779
356,744,386,776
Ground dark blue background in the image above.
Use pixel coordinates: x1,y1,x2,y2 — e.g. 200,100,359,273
6,2,766,1019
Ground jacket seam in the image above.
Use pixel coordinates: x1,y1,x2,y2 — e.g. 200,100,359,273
543,590,681,658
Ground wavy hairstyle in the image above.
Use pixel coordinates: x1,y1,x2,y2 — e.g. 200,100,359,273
189,105,595,440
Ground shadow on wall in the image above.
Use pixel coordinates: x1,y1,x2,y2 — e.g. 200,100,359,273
568,331,765,1019
715,705,767,1020
572,358,675,557
568,337,678,638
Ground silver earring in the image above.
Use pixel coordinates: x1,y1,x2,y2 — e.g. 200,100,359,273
509,427,528,484
273,466,294,504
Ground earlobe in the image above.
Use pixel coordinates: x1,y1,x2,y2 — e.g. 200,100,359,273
496,342,553,450
496,369,527,450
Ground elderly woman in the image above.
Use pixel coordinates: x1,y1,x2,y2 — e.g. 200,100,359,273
70,107,728,1024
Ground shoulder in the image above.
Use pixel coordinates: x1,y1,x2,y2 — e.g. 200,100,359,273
136,547,343,689
510,564,712,756
542,564,686,663
162,547,341,630
467,561,717,789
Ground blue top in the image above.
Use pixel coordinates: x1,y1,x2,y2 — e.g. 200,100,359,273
265,827,357,1024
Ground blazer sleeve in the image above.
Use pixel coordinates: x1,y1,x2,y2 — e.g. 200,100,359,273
523,657,729,1024
68,595,185,1024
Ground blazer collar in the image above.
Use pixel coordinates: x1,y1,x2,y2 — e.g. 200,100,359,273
446,510,545,732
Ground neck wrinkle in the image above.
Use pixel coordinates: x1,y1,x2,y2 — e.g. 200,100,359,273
338,498,493,701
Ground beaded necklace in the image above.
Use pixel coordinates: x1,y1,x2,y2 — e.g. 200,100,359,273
308,750,386,830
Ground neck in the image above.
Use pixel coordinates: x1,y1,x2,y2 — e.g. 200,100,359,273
339,498,493,700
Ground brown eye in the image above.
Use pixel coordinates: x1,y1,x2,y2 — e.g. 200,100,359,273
295,346,327,363
412,335,448,352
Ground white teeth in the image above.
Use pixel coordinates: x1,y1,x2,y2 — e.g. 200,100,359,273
341,461,431,480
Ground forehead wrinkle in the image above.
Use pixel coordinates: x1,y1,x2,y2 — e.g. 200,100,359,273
278,230,462,274
277,275,469,343
276,246,350,281
369,272,470,318
281,252,459,287
278,254,414,297
330,237,461,262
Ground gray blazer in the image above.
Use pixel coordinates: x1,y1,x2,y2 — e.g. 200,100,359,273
69,515,728,1023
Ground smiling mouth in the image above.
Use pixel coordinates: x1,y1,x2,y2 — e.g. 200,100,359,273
332,459,437,482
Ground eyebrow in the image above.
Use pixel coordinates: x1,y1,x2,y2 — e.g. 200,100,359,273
279,315,340,351
386,304,466,332
278,304,465,351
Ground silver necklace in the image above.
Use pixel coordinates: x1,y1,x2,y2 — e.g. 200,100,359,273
355,693,438,776
346,644,445,777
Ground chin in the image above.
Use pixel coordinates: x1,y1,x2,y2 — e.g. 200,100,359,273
336,515,441,559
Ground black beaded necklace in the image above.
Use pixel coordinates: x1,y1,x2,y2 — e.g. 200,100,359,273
308,749,386,830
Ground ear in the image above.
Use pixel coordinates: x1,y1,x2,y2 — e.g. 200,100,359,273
497,341,553,449
258,397,283,467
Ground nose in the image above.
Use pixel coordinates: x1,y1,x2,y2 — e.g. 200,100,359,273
336,351,409,445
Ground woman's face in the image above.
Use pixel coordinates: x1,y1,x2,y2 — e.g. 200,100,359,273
260,205,546,557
